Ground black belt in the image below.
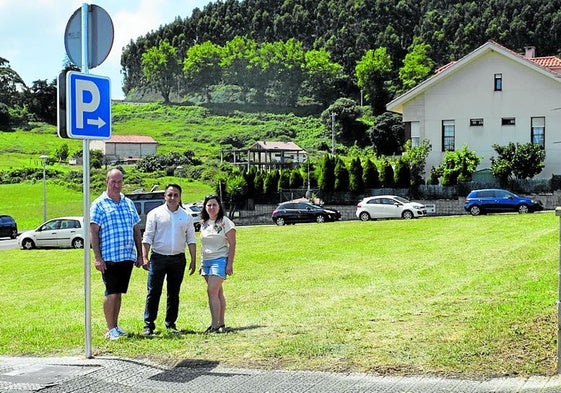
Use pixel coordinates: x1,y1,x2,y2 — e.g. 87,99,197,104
151,252,185,259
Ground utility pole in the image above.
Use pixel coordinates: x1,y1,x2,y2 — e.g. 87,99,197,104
40,155,49,222
331,112,337,155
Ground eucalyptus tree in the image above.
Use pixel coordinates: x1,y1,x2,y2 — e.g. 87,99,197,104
183,41,224,102
220,36,260,103
355,47,393,115
258,38,306,106
0,57,25,107
398,43,435,93
141,40,182,103
303,48,344,106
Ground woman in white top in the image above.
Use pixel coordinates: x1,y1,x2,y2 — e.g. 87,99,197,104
199,194,236,333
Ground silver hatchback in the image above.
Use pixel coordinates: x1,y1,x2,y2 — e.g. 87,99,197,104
17,217,84,249
356,195,427,221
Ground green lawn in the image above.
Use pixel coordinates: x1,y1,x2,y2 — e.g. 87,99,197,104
0,179,213,231
0,212,558,378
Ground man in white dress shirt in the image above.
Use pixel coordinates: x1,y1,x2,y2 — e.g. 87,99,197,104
141,183,196,336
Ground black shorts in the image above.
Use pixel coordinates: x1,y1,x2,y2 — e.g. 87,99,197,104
102,261,134,295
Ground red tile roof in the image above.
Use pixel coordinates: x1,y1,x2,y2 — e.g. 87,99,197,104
435,41,561,75
106,135,157,144
530,56,561,73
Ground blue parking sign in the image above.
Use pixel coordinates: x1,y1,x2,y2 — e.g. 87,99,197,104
66,71,111,139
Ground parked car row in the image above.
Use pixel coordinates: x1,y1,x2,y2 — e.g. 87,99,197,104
3,189,546,247
269,188,544,226
270,194,428,226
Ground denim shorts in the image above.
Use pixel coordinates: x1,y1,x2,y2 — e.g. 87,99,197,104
200,257,227,279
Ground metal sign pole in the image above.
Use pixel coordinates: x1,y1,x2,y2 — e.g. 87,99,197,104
555,207,561,374
81,2,93,359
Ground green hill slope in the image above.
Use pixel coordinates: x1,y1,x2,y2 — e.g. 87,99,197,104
1,102,327,170
0,102,329,228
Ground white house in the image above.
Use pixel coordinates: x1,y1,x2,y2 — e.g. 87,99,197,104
386,40,561,180
90,135,158,162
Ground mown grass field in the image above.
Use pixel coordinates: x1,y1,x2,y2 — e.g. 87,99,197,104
0,211,559,378
1,102,560,378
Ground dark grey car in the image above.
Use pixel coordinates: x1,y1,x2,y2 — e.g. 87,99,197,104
272,201,341,225
0,214,18,239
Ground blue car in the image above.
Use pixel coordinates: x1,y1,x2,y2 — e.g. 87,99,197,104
464,188,543,216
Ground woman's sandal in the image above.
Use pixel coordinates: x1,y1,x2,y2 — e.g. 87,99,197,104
204,326,217,334
204,324,226,334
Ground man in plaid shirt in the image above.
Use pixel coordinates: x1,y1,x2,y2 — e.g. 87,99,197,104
91,168,143,341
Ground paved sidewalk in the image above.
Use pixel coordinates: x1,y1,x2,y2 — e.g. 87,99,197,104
1,356,561,393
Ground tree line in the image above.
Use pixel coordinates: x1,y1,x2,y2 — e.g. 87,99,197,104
122,0,561,111
0,57,59,128
142,36,343,106
129,139,544,204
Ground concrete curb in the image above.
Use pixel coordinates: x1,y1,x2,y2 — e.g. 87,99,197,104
2,356,561,393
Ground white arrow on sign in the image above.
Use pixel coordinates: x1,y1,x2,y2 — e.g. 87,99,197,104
87,117,106,128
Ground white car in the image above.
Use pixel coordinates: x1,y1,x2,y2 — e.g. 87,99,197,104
356,195,427,221
183,204,201,231
17,216,84,249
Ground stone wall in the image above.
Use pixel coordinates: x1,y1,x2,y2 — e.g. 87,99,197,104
232,191,561,226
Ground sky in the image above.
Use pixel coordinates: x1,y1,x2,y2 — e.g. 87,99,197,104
0,0,213,99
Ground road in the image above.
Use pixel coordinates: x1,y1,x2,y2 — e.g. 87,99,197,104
0,238,17,250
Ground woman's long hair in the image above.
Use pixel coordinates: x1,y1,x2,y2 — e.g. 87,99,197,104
201,194,224,222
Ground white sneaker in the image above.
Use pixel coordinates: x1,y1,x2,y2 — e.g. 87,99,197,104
105,327,120,341
116,326,127,336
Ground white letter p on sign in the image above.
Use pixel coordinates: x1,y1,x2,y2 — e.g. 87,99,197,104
75,79,100,129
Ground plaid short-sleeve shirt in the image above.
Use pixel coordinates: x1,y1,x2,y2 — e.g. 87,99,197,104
90,192,140,262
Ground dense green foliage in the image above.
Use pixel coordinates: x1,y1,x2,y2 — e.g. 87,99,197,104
434,146,481,186
121,0,561,106
0,58,79,129
491,142,547,185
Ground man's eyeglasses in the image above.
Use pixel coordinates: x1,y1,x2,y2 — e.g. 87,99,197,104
166,193,180,198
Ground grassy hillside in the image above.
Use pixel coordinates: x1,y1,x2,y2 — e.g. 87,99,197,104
0,102,329,228
0,102,328,171
111,103,328,158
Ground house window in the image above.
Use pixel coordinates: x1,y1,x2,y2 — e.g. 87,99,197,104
470,118,484,126
410,121,420,147
501,117,515,126
531,117,545,148
442,120,455,152
494,73,502,91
